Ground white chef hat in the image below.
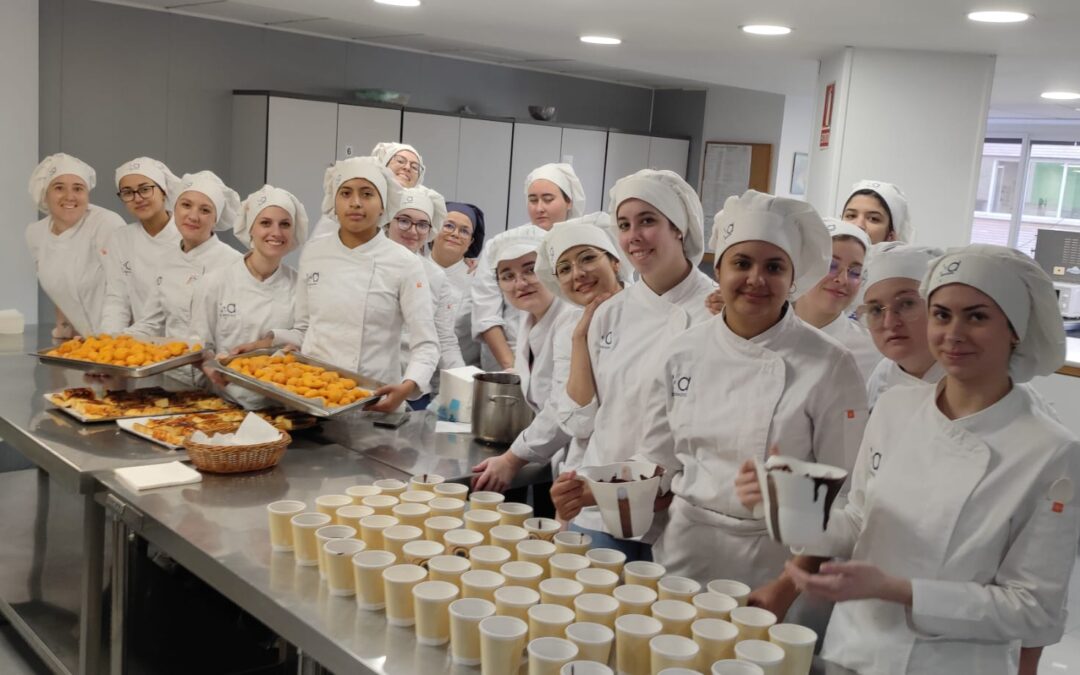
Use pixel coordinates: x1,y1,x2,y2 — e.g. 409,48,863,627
845,180,913,243
710,190,831,299
321,156,402,227
921,244,1065,383
371,142,426,183
176,170,241,232
489,228,546,273
29,153,96,213
114,157,182,200
525,163,586,219
395,186,448,243
823,217,871,251
861,241,943,293
236,185,309,250
609,169,705,266
535,212,632,304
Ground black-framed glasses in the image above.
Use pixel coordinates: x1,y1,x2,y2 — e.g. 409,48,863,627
117,184,159,202
394,215,431,233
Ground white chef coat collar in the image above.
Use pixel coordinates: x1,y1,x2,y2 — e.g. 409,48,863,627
632,267,701,307
180,233,223,258
527,296,563,336
333,229,388,256
717,302,794,347
50,211,90,239
240,252,289,285
933,378,1022,436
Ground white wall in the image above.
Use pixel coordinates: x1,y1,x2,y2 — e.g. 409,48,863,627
774,94,814,199
700,84,786,193
805,48,853,217
3,1,38,323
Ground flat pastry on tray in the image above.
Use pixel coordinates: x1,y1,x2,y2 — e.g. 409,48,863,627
131,409,318,446
47,387,239,420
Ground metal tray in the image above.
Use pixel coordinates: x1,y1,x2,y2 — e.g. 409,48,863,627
33,335,205,378
43,391,239,424
116,415,188,450
209,349,384,418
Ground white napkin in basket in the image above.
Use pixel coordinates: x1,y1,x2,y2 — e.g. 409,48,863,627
189,412,282,446
114,461,202,491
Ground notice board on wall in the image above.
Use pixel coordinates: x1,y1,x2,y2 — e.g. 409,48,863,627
700,141,773,251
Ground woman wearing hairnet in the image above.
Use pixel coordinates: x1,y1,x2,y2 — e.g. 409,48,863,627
841,180,913,244
431,202,485,366
743,244,1079,675
101,157,183,333
549,169,717,560
25,153,126,338
471,163,585,371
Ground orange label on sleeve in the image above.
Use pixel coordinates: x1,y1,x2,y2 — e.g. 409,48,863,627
1053,502,1065,513
846,409,855,419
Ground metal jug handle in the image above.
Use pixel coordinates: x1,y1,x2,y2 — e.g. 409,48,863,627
488,395,519,405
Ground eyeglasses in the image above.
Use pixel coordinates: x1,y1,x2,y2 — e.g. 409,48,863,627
856,296,925,329
441,221,473,239
555,248,605,280
117,184,159,202
827,259,863,283
389,155,422,174
394,215,431,233
497,267,538,285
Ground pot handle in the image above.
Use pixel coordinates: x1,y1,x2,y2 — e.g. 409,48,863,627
488,395,519,406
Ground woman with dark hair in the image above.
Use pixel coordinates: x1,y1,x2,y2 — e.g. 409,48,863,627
432,202,486,366
841,180,913,244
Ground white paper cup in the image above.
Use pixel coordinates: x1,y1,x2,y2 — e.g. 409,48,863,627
399,489,436,505
345,485,382,502
565,621,615,664
428,554,472,588
410,473,445,490
540,578,584,609
561,661,613,675
553,530,592,555
479,615,529,675
576,568,620,595
585,548,627,577
491,524,530,550
497,502,534,527
529,637,580,675
650,599,697,638
434,482,470,498
391,502,431,529
382,563,428,626
573,593,619,630
381,524,423,559
324,538,366,596
529,603,576,640
693,592,738,621
712,661,765,675
495,585,541,622
768,623,817,675
290,512,331,566
424,515,465,542
733,640,784,675
470,490,506,511
730,607,777,642
450,598,496,666
524,517,562,541
315,525,357,578
372,478,407,496
624,561,666,590
615,613,663,675
315,494,352,519
335,504,375,533
465,509,502,543
657,670,700,675
358,514,399,550
430,497,467,519
649,634,699,675
517,539,558,574
707,580,751,607
445,527,485,557
550,553,591,580
461,569,507,602
470,544,513,572
352,549,396,609
613,584,658,617
692,617,739,666
412,579,459,645
657,576,702,603
361,494,400,516
267,500,305,551
501,560,545,591
402,539,445,568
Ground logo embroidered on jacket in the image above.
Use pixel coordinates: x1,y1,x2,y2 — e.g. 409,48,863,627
121,261,132,275
939,260,961,277
219,302,237,317
599,330,615,349
306,272,320,285
672,375,692,397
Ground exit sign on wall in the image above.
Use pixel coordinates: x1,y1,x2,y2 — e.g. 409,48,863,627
820,82,835,149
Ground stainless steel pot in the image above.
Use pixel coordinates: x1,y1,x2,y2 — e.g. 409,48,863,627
471,373,535,445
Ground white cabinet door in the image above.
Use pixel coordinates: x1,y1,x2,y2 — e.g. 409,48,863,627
456,118,513,237
559,128,607,214
648,137,691,178
508,123,562,229
335,104,401,160
603,132,652,198
402,111,460,202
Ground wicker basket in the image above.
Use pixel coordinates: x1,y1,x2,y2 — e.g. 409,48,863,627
183,431,291,474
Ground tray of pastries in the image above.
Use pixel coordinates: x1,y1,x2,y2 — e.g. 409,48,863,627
35,334,204,378
45,387,239,423
117,409,319,450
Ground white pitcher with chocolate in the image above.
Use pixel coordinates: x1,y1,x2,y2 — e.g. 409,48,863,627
756,455,847,549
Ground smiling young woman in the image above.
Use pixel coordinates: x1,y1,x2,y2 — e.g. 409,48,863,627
841,180,913,244
431,201,486,366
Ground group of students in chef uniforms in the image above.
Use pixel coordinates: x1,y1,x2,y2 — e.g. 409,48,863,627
25,141,1080,673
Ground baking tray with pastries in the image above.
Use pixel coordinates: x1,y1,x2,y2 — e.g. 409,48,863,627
116,408,319,450
34,334,204,378
45,386,239,423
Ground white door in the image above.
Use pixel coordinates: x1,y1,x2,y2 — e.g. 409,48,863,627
456,118,513,236
336,104,401,160
402,111,461,201
603,132,652,198
648,137,691,178
508,123,562,229
559,128,608,214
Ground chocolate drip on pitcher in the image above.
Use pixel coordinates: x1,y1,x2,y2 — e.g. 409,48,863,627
812,476,845,531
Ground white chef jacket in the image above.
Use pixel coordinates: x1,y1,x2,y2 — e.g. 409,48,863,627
557,268,718,534
310,215,337,241
637,306,868,587
810,383,1080,675
471,225,545,370
441,258,480,367
819,314,882,383
100,218,182,333
400,255,464,390
26,205,125,337
273,232,439,391
508,298,577,465
866,358,945,409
